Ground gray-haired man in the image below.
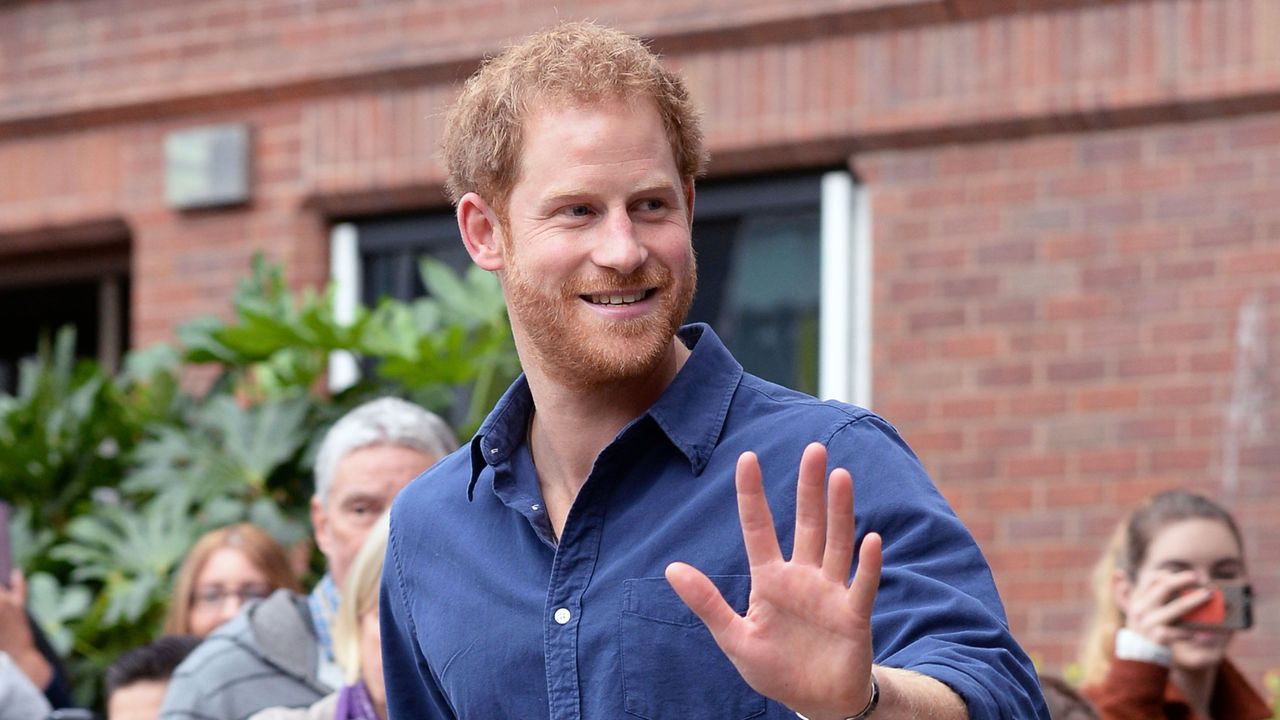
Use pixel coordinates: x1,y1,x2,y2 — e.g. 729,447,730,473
161,397,456,720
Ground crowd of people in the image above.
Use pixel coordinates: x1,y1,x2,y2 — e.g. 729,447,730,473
1,21,1270,720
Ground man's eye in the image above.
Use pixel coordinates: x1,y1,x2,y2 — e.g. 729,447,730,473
637,199,666,211
565,205,592,217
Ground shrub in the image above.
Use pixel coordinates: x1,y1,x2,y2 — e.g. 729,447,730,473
1,255,518,707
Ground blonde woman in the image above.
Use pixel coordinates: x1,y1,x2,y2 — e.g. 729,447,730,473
1077,490,1268,719
251,513,389,720
166,523,303,637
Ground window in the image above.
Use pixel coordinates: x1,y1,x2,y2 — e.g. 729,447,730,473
330,170,869,404
0,241,130,394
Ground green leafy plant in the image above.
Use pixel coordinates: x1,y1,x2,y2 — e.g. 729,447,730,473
3,255,519,709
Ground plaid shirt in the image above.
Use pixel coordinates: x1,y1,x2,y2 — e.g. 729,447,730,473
309,573,340,663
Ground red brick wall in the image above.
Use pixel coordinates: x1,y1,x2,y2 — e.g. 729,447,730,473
1,0,1277,691
860,113,1280,677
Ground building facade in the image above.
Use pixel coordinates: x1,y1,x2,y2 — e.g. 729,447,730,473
2,0,1277,685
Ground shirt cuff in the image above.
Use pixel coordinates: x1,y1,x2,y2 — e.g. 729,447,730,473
1113,628,1172,667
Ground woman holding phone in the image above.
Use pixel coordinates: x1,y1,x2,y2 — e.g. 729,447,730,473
1077,489,1269,719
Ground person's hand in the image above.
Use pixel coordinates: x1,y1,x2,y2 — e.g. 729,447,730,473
0,570,52,689
1122,569,1210,647
665,442,882,720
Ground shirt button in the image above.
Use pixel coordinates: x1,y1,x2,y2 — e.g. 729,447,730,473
553,608,571,625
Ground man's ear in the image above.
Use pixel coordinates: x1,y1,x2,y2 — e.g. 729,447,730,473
310,495,332,558
458,192,506,271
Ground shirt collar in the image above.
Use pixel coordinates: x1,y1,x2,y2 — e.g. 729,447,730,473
467,323,742,498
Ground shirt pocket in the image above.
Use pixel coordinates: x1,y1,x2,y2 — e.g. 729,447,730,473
620,575,767,720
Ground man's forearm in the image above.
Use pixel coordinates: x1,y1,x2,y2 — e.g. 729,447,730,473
871,667,967,720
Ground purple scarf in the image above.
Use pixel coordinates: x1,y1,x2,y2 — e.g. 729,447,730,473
335,681,381,720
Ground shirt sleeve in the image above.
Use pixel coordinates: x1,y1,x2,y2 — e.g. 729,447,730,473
829,416,1050,720
380,505,458,720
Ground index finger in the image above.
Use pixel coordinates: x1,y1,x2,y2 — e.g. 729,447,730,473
735,451,783,568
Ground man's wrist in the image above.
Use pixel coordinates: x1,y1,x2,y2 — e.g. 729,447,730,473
795,670,879,720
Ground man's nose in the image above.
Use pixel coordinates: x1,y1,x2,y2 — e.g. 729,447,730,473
591,212,647,274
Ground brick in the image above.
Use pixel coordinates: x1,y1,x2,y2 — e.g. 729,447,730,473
979,300,1038,324
1079,137,1142,166
1009,331,1068,354
1046,482,1108,507
975,426,1033,450
1047,170,1112,198
1189,350,1233,372
1149,448,1211,473
1008,392,1068,416
1154,258,1216,281
1044,234,1105,260
908,307,966,332
940,275,1000,298
937,457,997,483
1074,386,1140,411
1118,417,1178,441
1227,118,1280,149
974,238,1038,264
1149,320,1216,344
888,279,932,302
1079,448,1140,476
1047,295,1111,321
1145,383,1215,406
907,247,967,270
1003,515,1068,546
1008,140,1075,170
1082,263,1143,288
939,397,997,419
1192,159,1256,183
978,363,1033,387
1082,200,1143,226
1223,249,1280,275
1047,358,1106,383
907,429,965,452
940,332,1000,359
1117,355,1179,377
1116,229,1177,256
1193,224,1255,249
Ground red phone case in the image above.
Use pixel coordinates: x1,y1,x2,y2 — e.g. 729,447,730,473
1179,586,1226,625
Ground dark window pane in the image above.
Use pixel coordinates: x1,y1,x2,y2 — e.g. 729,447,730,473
689,176,822,394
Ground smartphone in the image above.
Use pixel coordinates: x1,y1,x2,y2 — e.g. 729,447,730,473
1173,584,1253,631
0,501,11,588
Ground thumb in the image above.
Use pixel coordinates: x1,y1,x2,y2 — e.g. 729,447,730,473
665,562,741,641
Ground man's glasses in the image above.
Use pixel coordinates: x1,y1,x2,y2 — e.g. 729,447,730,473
191,583,273,609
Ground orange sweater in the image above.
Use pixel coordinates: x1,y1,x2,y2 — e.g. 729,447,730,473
1082,658,1271,720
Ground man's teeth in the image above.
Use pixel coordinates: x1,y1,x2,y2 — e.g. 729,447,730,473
588,291,645,305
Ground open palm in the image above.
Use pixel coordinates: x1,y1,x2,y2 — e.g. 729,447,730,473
666,442,883,720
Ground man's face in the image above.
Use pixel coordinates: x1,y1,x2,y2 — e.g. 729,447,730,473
311,444,436,588
495,97,697,388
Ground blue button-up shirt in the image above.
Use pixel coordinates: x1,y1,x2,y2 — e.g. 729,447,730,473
382,324,1048,719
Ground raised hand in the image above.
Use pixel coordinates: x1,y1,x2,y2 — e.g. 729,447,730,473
1121,569,1209,647
665,442,883,720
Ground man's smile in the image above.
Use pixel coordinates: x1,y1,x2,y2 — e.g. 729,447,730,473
582,289,655,306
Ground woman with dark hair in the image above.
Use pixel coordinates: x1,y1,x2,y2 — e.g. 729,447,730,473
1077,489,1269,719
